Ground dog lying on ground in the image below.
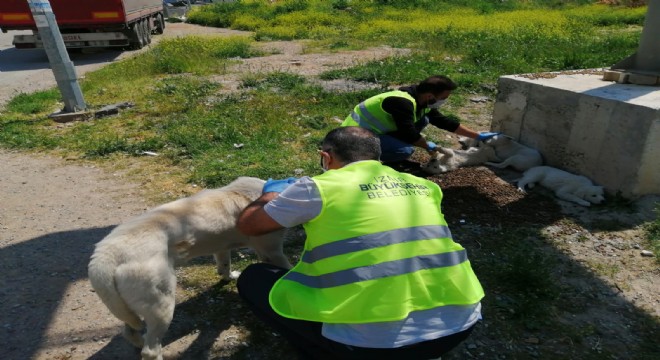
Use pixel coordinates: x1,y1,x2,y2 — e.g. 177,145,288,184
459,134,543,172
458,136,480,150
88,176,294,360
421,146,499,174
517,166,605,206
482,135,543,172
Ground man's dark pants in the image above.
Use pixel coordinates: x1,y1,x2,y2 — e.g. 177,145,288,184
237,263,474,360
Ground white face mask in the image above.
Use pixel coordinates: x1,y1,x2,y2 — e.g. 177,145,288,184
320,154,328,172
428,98,447,109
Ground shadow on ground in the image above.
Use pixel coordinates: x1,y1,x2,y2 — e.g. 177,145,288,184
0,165,657,360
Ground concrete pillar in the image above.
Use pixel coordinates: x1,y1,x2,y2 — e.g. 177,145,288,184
632,0,660,72
492,72,660,198
607,0,660,84
27,0,86,112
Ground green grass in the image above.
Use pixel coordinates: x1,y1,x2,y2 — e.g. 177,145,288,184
0,0,648,213
1,3,646,186
0,0,648,205
4,89,61,114
645,203,660,263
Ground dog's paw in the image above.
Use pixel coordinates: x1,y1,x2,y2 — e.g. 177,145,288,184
122,325,144,348
173,239,195,259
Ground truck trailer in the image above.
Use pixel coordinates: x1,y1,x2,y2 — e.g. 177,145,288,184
0,0,166,50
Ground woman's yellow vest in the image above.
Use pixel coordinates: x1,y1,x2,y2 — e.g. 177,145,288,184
269,160,484,323
341,90,430,134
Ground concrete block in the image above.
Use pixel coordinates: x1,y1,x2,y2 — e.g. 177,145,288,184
491,72,660,198
602,70,620,82
49,110,92,123
627,73,660,86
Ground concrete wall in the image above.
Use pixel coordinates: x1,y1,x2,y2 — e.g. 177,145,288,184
491,72,660,198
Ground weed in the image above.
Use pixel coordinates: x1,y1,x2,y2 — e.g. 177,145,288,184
587,261,621,279
0,118,58,149
644,202,660,263
576,233,590,243
4,90,61,115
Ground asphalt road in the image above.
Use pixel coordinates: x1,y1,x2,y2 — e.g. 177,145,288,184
0,30,134,107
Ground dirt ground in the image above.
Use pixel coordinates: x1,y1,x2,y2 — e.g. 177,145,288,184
0,22,658,360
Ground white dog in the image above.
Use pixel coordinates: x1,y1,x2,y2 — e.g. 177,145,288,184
421,146,499,174
88,177,294,360
481,135,543,172
458,136,480,150
517,166,605,206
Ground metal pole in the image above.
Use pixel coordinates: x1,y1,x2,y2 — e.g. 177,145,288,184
27,0,86,112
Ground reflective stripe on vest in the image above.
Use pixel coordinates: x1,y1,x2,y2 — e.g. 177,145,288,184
285,248,468,288
301,224,453,263
349,102,389,133
342,90,420,134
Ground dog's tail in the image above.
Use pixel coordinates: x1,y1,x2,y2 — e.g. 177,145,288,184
88,246,143,331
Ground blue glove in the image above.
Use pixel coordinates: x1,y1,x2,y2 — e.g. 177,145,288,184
262,177,298,194
476,132,500,142
426,141,437,152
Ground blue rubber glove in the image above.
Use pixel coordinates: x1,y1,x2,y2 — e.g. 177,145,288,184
262,177,298,194
476,132,500,142
426,141,437,152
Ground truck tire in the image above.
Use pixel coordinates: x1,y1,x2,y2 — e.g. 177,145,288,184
129,22,144,50
137,19,147,47
141,19,152,45
154,13,165,35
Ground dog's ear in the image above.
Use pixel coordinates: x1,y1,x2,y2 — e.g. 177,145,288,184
458,136,478,149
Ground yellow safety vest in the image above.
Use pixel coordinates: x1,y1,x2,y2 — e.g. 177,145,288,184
341,90,429,134
269,160,484,323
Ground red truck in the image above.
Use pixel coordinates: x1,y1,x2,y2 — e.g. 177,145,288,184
0,0,166,50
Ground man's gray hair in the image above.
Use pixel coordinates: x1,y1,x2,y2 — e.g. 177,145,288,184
321,127,381,163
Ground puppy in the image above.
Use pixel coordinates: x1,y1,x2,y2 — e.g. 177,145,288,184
88,176,294,360
458,136,480,150
482,135,543,172
421,146,499,174
517,166,605,206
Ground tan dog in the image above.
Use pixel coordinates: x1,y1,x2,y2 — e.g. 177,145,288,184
88,177,294,360
421,146,499,174
517,166,605,206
